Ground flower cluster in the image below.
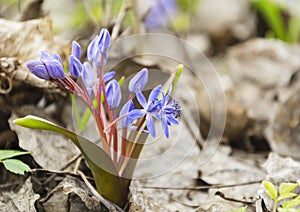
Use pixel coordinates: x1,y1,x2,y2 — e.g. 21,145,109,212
26,28,181,163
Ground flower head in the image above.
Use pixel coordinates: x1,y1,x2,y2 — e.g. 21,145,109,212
157,94,181,138
127,85,162,137
106,79,121,108
27,51,65,80
128,68,148,93
87,29,110,67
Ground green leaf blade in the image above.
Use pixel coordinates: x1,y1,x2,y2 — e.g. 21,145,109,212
14,115,128,207
279,183,298,195
282,197,300,209
2,159,30,175
278,192,297,201
0,150,30,161
263,180,278,200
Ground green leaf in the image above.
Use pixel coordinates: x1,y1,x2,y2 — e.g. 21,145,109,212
251,0,286,41
2,159,30,175
287,14,300,43
172,64,184,89
263,180,278,200
297,180,300,186
14,115,128,207
278,192,297,201
0,150,30,161
279,183,298,195
282,198,300,209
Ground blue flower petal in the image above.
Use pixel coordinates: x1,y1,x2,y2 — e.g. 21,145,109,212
104,71,116,83
26,60,43,72
72,41,81,59
128,109,146,120
146,114,156,137
136,90,147,109
40,50,52,60
148,85,162,105
166,114,179,125
53,54,62,64
32,65,50,80
119,100,134,127
69,55,82,78
161,117,169,138
45,60,65,79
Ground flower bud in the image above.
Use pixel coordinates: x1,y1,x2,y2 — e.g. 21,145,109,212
106,79,121,108
82,62,95,88
26,60,50,80
87,28,110,67
128,68,148,93
69,55,82,78
72,41,81,59
45,59,66,79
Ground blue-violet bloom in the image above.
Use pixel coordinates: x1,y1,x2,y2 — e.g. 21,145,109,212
69,55,82,78
87,28,110,67
157,94,181,138
72,41,81,60
27,50,65,80
128,68,148,93
26,60,50,80
106,79,121,108
127,85,162,137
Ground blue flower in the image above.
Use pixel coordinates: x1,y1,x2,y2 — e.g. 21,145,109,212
128,68,148,93
106,79,121,108
127,85,162,137
82,62,95,94
119,100,134,127
72,41,81,60
144,0,177,29
27,51,65,80
69,55,82,78
157,94,181,138
87,29,110,67
26,60,50,80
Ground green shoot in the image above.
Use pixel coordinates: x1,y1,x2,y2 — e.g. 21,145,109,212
263,180,300,212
